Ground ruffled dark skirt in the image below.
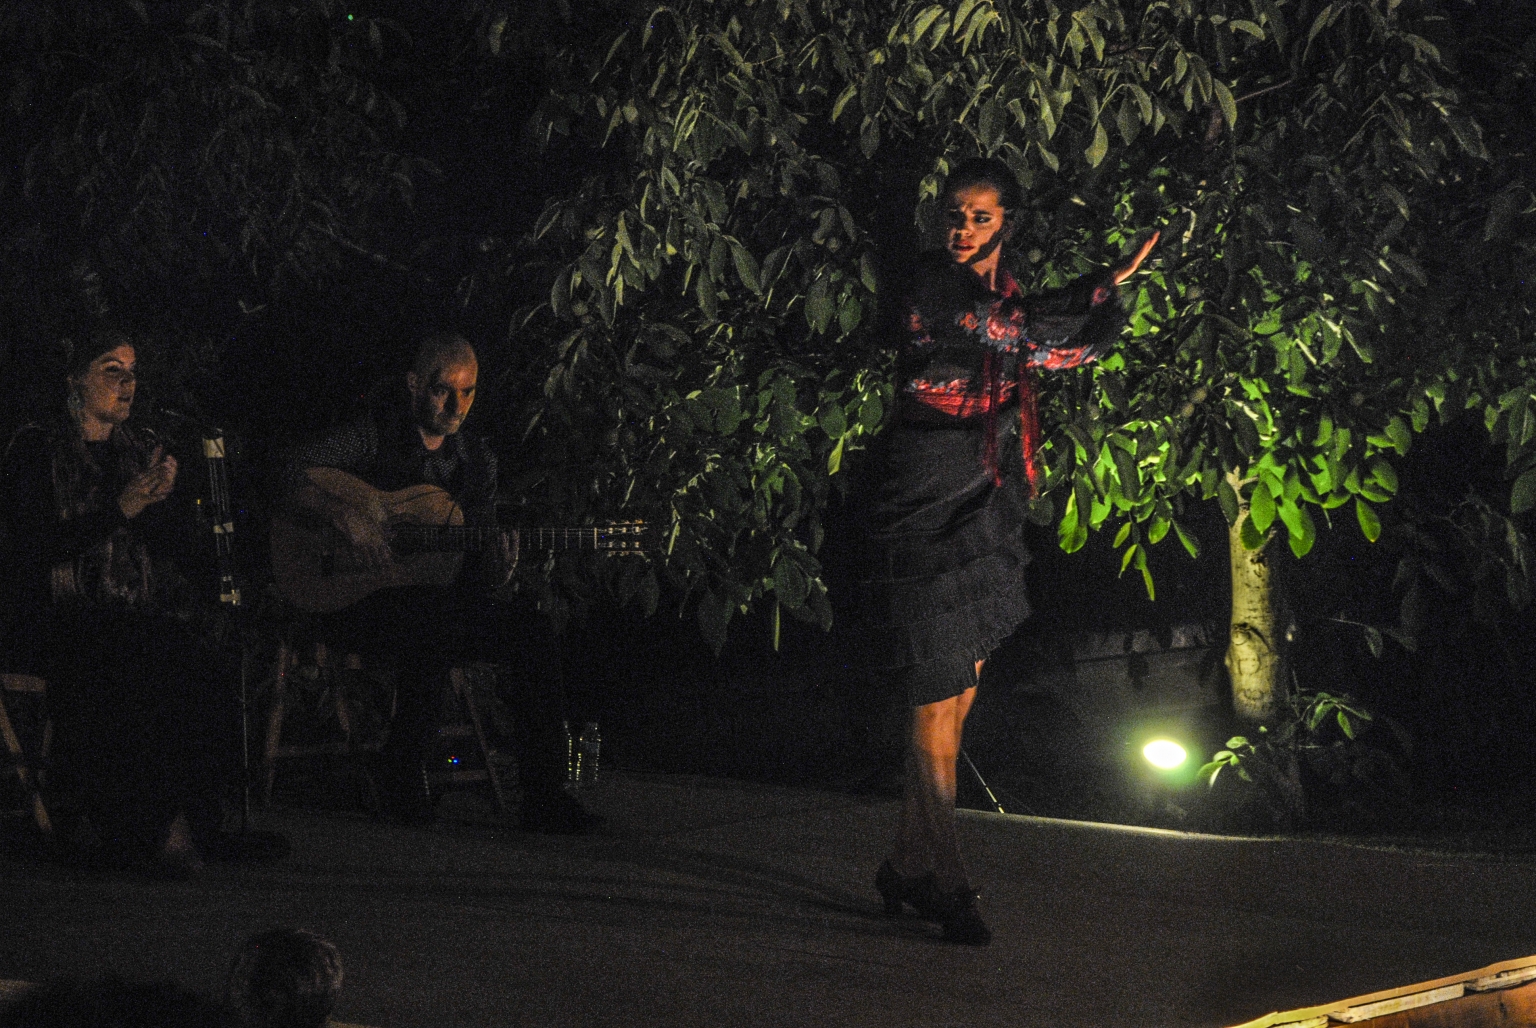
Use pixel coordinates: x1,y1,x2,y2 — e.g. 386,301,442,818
852,421,1032,706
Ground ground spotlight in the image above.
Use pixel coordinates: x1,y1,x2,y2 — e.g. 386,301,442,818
1142,739,1188,771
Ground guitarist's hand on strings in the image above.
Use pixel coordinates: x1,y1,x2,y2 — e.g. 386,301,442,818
335,503,394,571
484,529,519,589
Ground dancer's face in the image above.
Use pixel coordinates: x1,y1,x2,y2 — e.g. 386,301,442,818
944,184,1013,279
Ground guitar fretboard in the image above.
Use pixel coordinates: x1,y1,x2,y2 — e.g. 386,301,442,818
393,522,647,554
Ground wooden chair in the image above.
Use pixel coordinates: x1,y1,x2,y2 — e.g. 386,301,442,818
0,674,53,838
258,633,511,818
427,664,511,816
259,635,387,809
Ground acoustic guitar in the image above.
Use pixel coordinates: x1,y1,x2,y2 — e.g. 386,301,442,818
270,468,647,613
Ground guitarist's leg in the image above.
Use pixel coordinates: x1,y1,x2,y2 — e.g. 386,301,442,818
318,586,458,821
466,600,599,835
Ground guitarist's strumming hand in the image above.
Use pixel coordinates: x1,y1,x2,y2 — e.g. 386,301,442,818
334,502,394,571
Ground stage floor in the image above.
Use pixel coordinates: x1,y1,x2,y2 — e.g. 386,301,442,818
3,772,1535,1027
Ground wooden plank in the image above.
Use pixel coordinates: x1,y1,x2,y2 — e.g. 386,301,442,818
1228,955,1536,1028
1345,980,1536,1027
1332,984,1464,1022
1467,965,1536,993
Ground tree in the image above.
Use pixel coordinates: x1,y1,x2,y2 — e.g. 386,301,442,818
505,0,1504,719
0,0,435,419
5,0,1525,723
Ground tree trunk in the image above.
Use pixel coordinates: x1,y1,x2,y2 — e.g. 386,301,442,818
1225,473,1285,724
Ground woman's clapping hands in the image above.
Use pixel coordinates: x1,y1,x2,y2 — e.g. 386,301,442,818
118,445,178,519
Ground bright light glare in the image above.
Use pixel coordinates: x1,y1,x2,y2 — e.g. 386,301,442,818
1143,739,1188,770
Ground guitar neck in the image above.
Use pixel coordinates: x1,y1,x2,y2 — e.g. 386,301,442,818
394,524,645,553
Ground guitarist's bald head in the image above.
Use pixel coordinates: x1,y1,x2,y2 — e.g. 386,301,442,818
411,334,477,381
407,334,479,446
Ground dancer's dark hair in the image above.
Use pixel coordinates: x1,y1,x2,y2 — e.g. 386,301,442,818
942,157,1023,212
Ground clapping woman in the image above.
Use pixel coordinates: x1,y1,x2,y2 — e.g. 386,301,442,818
858,158,1157,943
1,329,229,873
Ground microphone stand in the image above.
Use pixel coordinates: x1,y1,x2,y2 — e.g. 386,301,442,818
163,407,287,861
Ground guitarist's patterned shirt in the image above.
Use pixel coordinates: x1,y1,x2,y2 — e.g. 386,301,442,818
281,404,499,582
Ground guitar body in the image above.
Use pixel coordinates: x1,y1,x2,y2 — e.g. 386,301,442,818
271,470,466,614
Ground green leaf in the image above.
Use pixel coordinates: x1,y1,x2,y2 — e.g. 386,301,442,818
1228,19,1265,39
1385,416,1411,455
1249,481,1277,534
1213,79,1237,132
838,294,863,334
1110,444,1140,502
696,588,733,653
1085,121,1109,168
857,392,884,432
911,4,946,42
818,403,847,439
1315,415,1334,447
1369,459,1399,496
827,437,846,475
696,274,719,321
859,254,878,293
1059,488,1081,550
859,117,880,159
832,83,858,123
1240,514,1265,550
1445,109,1488,159
772,556,810,606
805,274,834,333
1307,3,1336,47
1173,520,1201,559
1217,477,1240,525
1512,470,1536,515
1128,84,1153,123
730,239,761,294
978,97,1004,150
1282,503,1316,558
1356,498,1381,543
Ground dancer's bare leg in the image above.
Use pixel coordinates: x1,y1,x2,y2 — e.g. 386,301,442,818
892,670,981,891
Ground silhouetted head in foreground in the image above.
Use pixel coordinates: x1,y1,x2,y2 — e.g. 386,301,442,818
224,929,343,1028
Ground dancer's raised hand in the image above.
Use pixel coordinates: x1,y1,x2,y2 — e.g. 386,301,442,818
1111,231,1161,285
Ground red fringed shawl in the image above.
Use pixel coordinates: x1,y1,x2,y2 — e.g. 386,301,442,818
904,270,1116,496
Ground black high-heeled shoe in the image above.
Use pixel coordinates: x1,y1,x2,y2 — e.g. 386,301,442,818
874,859,934,917
874,861,992,945
909,879,992,946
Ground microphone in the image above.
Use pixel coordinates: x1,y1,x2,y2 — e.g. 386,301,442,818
154,405,223,437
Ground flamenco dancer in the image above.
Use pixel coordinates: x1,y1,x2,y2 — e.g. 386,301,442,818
859,158,1157,944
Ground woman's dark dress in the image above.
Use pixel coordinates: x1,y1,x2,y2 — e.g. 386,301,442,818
856,254,1127,705
0,423,231,850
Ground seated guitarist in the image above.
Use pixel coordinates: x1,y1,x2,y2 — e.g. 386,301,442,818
279,333,596,833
